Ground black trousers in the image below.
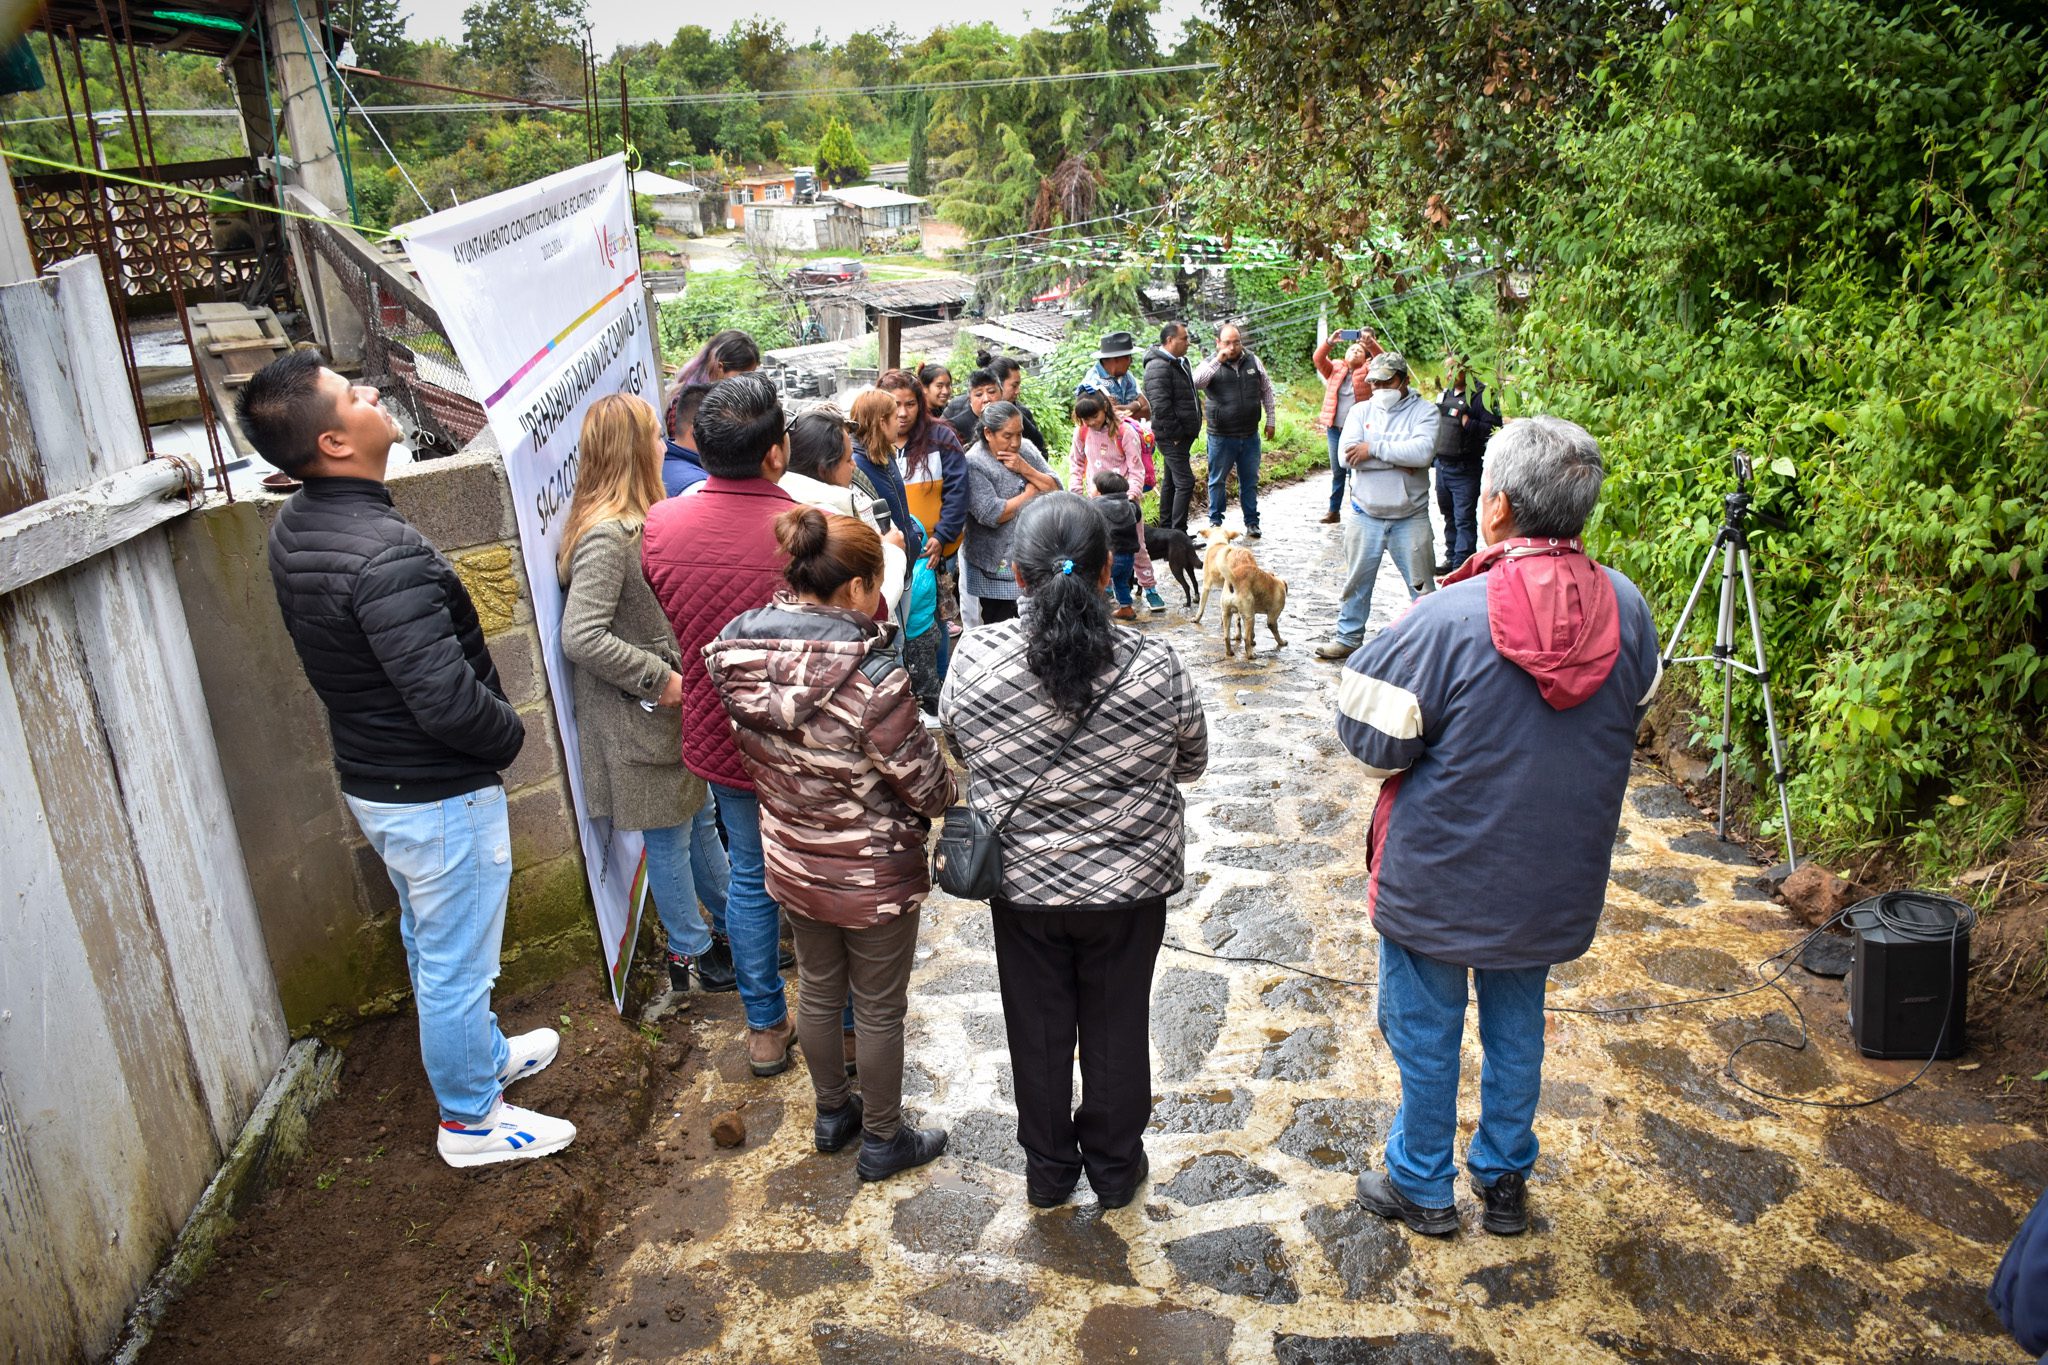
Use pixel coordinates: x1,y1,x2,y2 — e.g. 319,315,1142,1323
991,898,1167,1196
1156,439,1196,532
979,596,1020,624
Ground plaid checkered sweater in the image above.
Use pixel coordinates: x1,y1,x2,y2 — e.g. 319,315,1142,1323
940,622,1208,907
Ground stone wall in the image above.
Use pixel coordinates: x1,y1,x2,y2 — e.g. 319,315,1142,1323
167,446,599,1034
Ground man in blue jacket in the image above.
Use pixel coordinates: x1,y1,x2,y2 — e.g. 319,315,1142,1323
244,351,574,1169
1336,416,1660,1237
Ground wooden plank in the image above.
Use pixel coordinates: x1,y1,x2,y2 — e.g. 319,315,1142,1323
0,638,162,1365
0,456,199,595
71,533,289,1146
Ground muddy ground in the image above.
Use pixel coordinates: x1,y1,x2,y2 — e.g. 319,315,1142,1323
144,480,2042,1364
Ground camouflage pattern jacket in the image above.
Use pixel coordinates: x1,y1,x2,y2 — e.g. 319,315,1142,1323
705,597,956,927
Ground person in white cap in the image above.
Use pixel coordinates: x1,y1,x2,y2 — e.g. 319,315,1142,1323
1316,349,1441,661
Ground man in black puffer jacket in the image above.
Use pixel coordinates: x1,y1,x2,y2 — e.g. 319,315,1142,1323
244,349,575,1171
1141,322,1203,532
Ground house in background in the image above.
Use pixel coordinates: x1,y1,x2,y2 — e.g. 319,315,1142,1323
631,170,707,237
725,170,800,229
743,200,863,253
824,184,927,238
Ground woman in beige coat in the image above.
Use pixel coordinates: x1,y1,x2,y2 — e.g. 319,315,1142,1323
557,394,733,994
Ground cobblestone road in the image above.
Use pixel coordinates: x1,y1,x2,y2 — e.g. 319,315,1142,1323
582,479,2036,1364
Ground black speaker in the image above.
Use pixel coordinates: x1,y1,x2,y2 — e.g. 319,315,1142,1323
1846,891,1973,1061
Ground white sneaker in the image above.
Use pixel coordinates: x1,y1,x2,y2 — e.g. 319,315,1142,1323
436,1098,576,1168
497,1027,560,1087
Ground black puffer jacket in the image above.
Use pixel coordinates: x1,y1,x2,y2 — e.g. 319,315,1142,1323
1142,344,1203,445
268,477,524,802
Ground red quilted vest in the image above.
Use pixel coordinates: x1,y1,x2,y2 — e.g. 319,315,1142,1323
642,476,795,790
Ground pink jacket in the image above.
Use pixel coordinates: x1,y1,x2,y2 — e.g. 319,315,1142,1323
1069,420,1146,498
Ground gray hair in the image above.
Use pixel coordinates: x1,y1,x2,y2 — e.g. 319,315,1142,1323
979,399,1023,433
1481,416,1605,539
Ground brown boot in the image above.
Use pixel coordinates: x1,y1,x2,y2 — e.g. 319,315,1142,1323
843,1029,858,1078
747,1016,797,1077
1319,511,1341,524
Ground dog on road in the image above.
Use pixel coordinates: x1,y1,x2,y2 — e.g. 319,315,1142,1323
1220,546,1287,659
1144,525,1201,609
1192,527,1241,622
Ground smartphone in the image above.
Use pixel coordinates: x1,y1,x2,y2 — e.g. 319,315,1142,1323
1335,329,1362,342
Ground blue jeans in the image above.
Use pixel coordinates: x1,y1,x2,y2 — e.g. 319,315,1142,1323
1110,552,1135,605
1376,936,1549,1207
1205,434,1262,531
1334,505,1435,647
689,799,730,937
641,819,713,959
1327,427,1346,515
709,782,789,1030
346,786,513,1125
1437,462,1483,568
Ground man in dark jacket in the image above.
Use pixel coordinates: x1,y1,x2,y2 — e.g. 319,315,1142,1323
244,350,574,1170
1193,324,1278,538
1336,416,1659,1239
643,373,799,1077
1432,358,1503,572
1141,322,1203,532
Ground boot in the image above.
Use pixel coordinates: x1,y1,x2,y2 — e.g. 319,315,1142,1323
814,1095,864,1153
1471,1172,1529,1235
747,1016,797,1077
693,935,737,993
1356,1169,1459,1237
856,1125,949,1182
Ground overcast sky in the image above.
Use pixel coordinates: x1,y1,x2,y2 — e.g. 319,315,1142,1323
397,0,1211,56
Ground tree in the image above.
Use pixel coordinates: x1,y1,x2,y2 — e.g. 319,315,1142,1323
906,93,930,196
1178,1,1668,269
724,18,793,91
814,118,869,188
460,0,585,88
345,0,415,76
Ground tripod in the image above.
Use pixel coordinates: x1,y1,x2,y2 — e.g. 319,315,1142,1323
1661,451,1798,869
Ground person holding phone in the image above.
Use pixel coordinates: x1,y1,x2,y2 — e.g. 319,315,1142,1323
1314,328,1382,525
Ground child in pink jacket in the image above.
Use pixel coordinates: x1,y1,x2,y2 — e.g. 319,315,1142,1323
1069,392,1161,613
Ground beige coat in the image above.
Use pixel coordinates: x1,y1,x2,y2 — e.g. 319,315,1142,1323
559,520,705,831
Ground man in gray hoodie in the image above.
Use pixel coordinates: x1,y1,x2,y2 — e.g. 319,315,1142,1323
1316,350,1441,660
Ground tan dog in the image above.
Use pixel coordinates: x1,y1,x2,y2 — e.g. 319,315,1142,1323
1192,527,1241,621
1220,546,1287,658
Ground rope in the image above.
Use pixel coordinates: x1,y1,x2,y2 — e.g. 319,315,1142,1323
286,0,356,219
0,148,397,237
318,45,430,214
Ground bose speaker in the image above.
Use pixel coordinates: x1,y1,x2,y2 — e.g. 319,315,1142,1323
1846,891,1973,1061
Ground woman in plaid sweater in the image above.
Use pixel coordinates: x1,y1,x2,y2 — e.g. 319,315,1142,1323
940,493,1208,1211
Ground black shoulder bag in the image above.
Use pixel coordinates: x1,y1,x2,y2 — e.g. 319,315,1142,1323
933,640,1141,901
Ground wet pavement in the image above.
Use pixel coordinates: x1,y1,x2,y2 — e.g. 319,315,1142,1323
581,480,2036,1363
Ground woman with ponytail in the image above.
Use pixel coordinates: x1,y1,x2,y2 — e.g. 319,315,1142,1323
705,506,956,1185
940,493,1208,1210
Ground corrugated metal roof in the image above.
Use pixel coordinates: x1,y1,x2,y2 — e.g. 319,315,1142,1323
845,278,975,308
824,185,927,210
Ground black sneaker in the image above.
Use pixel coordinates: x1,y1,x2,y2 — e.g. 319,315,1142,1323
666,951,693,995
1094,1150,1150,1210
1471,1172,1529,1235
1355,1169,1459,1237
856,1125,949,1182
814,1095,864,1154
1433,560,1455,575
693,936,738,993
1245,529,1262,541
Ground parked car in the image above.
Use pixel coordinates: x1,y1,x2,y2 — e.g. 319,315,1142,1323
789,258,868,290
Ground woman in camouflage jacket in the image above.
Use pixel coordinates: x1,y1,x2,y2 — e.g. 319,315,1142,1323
705,505,956,1185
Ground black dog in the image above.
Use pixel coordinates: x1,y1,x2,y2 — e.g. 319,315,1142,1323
1145,524,1201,608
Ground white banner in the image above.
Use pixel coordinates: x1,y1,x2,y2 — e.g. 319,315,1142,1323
401,155,658,1011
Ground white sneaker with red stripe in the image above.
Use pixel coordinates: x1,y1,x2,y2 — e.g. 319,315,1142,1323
497,1027,560,1087
436,1099,576,1168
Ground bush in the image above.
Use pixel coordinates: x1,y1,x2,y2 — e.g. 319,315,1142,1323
1516,1,2048,870
657,273,797,362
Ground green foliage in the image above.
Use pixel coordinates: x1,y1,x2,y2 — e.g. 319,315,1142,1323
461,0,585,86
814,119,869,189
1182,0,1666,267
657,273,796,360
1515,0,2048,868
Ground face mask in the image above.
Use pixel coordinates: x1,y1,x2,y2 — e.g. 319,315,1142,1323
1369,386,1401,409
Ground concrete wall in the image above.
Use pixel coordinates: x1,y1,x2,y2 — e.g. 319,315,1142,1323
167,445,600,1034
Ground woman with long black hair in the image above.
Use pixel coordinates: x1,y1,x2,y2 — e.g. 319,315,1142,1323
940,493,1208,1211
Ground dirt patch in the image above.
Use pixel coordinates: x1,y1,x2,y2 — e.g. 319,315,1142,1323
1961,890,2048,1124
138,966,696,1365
